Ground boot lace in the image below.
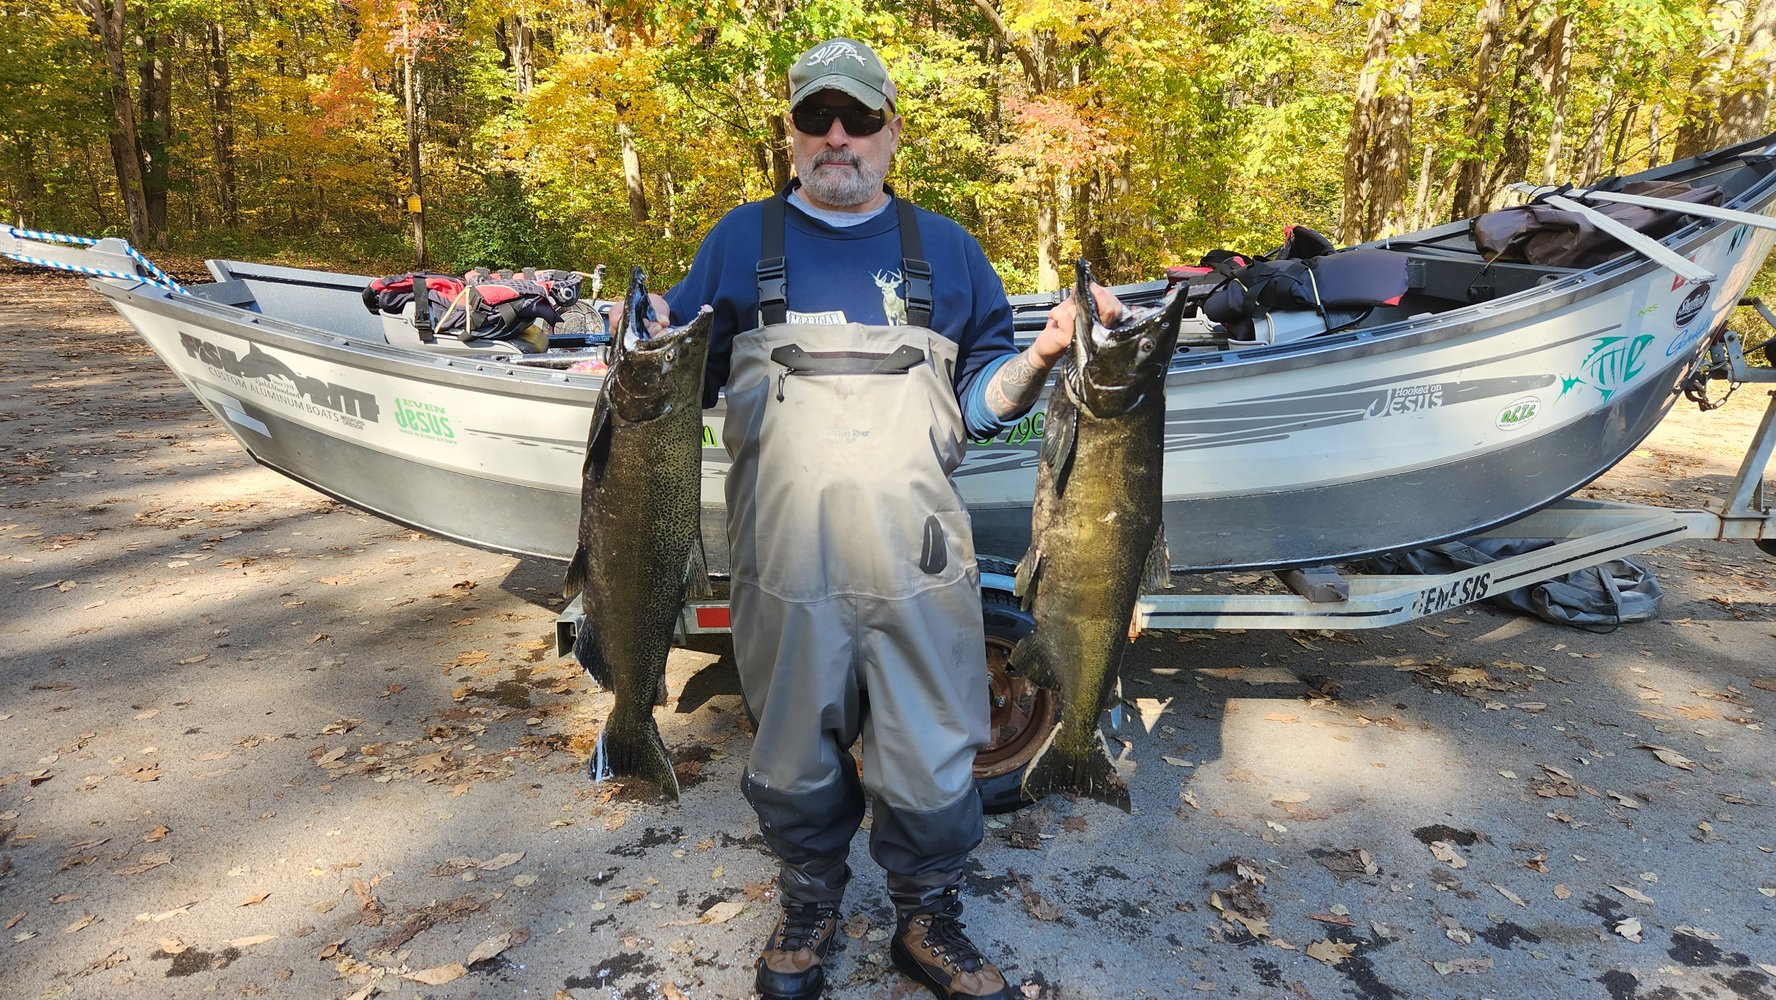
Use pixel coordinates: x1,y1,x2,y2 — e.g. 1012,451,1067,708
774,903,836,953
922,913,987,974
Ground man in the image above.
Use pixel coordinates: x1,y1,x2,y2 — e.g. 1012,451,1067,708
620,37,1123,1000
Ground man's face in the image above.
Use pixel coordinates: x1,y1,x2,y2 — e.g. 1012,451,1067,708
789,90,901,210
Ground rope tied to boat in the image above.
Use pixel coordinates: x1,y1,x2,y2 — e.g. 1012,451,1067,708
0,225,188,295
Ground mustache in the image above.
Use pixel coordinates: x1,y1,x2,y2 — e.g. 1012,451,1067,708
812,151,861,169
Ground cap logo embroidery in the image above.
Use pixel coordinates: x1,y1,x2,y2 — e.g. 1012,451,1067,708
805,41,867,68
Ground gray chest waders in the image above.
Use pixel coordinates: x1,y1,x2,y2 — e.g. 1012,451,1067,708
725,195,988,906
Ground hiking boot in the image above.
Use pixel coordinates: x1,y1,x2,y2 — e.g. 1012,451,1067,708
890,908,1014,1000
754,902,840,1000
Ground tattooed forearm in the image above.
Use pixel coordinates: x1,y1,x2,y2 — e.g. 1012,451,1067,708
985,346,1055,420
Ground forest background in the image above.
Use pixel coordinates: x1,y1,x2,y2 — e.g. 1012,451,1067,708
4,0,1776,295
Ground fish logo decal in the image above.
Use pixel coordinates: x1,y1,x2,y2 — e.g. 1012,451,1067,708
804,41,867,68
1559,334,1653,402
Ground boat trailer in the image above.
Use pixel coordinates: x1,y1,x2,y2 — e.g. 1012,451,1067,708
556,323,1774,655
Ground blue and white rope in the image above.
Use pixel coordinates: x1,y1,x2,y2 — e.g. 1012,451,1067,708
1,225,187,295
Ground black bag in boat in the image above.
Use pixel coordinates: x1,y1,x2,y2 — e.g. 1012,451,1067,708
1197,229,1410,341
1472,181,1726,269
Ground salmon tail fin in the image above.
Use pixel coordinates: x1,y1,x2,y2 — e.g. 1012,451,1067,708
571,620,613,689
1020,722,1132,813
562,545,588,601
589,714,681,802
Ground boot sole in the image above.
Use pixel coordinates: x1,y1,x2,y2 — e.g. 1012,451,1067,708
754,964,825,1000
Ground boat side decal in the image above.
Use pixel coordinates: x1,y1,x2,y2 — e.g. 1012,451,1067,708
393,397,455,443
1495,396,1541,431
1558,334,1655,402
1663,281,1714,358
179,331,380,428
1157,375,1554,452
1412,571,1492,617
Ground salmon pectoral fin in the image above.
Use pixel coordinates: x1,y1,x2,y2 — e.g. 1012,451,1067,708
1140,524,1172,594
1013,549,1041,610
562,544,588,601
590,714,681,802
572,620,613,689
1008,632,1058,690
682,534,713,600
1019,722,1131,813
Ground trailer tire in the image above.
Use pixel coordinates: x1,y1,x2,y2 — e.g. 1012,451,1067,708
973,581,1058,815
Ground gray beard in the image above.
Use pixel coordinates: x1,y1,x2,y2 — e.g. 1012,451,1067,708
798,153,887,208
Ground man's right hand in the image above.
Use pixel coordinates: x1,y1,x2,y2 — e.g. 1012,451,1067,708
608,293,671,338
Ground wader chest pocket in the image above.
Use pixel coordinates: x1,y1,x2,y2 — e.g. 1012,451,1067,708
769,344,926,401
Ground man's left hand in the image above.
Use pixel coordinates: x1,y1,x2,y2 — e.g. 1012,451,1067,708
1033,282,1124,367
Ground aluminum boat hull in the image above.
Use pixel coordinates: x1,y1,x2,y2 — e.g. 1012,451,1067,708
90,136,1776,572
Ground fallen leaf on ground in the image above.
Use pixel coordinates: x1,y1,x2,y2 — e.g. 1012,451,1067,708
1606,791,1642,810
1615,916,1643,942
1308,912,1355,926
1428,841,1468,869
1553,884,1572,899
1306,939,1356,965
63,913,97,933
465,930,513,965
1674,925,1721,941
229,933,275,948
159,936,189,954
1636,744,1696,770
406,963,467,985
239,892,270,907
1612,884,1655,905
144,825,170,842
478,852,524,871
1491,883,1526,907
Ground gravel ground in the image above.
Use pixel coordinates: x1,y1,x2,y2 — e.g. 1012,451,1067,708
1,267,1774,1000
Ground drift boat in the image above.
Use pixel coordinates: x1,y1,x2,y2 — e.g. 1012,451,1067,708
8,134,1776,577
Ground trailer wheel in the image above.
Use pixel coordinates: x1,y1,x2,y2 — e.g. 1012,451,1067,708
973,588,1058,814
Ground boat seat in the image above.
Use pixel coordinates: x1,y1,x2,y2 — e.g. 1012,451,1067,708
380,303,528,357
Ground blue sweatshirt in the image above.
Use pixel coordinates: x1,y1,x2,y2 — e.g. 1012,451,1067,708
662,190,1017,439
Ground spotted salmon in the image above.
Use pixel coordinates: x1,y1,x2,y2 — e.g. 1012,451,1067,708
1012,260,1185,811
562,267,712,800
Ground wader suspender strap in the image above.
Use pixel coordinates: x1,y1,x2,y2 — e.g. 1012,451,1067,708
755,191,934,328
758,197,789,326
895,198,933,329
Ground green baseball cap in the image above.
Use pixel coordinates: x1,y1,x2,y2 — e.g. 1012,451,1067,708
788,38,897,112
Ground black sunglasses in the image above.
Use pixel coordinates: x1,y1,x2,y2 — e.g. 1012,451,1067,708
791,104,888,137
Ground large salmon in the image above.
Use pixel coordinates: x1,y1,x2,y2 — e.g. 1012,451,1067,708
1012,261,1185,811
562,268,712,800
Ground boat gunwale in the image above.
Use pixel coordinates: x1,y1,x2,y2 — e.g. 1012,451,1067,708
90,140,1776,404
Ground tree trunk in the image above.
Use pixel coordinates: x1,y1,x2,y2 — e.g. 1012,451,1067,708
619,120,649,223
1577,70,1615,183
206,22,238,229
1539,13,1573,184
1674,0,1749,158
1340,2,1391,243
403,33,426,268
137,18,172,249
971,0,1065,288
1410,141,1435,229
1720,0,1776,143
1454,0,1507,217
81,0,150,247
